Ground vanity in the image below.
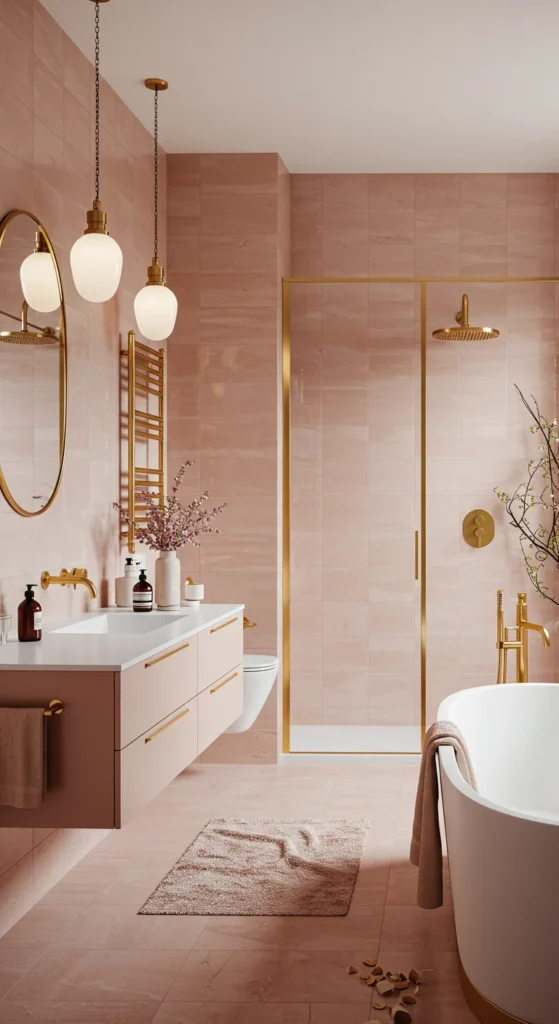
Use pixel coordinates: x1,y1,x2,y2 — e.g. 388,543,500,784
0,605,243,828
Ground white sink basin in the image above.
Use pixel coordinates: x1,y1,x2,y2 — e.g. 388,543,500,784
52,613,185,636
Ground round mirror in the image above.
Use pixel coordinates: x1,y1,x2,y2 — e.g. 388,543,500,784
0,211,67,516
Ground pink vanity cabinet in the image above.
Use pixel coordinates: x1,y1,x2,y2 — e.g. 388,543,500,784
0,613,243,829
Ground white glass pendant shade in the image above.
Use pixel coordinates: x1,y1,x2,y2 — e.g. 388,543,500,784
19,251,60,313
70,232,123,303
134,282,178,341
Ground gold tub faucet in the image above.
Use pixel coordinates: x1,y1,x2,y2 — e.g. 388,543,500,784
41,568,98,599
496,589,550,684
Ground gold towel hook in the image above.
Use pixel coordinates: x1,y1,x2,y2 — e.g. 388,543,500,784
43,699,64,717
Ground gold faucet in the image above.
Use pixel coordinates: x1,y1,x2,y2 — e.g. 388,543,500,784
41,568,98,599
496,589,550,683
515,591,550,682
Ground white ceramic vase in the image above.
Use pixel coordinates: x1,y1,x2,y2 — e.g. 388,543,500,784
155,550,181,610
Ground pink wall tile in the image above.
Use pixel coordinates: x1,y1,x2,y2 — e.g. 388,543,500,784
323,207,368,246
200,153,279,193
322,245,368,276
369,244,415,275
200,194,278,235
415,174,460,208
323,174,368,209
460,208,507,247
506,173,554,206
369,174,414,209
200,233,277,274
369,208,415,245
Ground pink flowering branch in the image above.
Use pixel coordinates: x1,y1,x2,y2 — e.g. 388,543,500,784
114,460,226,552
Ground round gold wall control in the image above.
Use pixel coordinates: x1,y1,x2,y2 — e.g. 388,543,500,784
463,509,495,549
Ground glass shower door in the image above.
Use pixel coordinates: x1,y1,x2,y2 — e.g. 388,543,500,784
288,281,422,753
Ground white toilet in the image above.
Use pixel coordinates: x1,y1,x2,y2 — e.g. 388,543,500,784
226,653,279,733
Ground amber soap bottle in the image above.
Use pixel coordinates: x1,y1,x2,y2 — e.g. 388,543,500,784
133,569,153,612
18,584,42,642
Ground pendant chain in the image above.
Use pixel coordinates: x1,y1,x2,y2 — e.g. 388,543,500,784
94,1,100,202
154,88,159,261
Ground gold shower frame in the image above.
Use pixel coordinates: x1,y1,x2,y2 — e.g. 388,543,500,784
120,329,165,553
282,275,559,756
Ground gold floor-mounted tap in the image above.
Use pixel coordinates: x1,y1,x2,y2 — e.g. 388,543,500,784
41,568,98,599
496,589,550,684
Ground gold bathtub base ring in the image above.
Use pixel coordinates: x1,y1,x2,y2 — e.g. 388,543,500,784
459,957,532,1024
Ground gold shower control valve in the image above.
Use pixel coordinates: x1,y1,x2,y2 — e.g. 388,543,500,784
463,509,495,549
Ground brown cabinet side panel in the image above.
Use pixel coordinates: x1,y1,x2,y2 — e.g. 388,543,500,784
0,671,115,829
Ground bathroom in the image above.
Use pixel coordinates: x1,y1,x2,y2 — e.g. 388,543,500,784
0,0,558,1021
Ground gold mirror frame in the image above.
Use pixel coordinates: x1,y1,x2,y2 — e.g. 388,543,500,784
0,210,68,517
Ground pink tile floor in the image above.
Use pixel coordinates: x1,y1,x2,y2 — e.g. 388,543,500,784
0,763,476,1022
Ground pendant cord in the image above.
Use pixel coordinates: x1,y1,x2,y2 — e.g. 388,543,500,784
94,1,100,202
153,87,159,261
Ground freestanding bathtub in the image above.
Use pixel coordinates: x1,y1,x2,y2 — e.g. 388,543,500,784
438,683,559,1024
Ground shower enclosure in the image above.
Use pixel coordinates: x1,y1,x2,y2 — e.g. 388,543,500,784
283,277,558,754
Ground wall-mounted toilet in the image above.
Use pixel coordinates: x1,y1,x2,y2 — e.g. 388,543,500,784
226,653,279,733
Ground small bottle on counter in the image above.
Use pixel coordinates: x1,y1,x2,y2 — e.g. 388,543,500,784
184,577,204,607
115,557,141,608
18,584,42,642
133,569,153,612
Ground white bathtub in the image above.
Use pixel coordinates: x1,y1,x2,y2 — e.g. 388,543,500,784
438,683,559,1024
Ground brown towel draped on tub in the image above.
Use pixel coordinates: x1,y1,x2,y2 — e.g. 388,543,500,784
410,720,476,910
0,708,46,809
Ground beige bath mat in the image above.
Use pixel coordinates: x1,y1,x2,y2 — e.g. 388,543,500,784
139,818,369,916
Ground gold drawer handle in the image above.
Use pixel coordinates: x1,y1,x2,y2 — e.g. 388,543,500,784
210,617,238,634
145,640,190,668
210,671,238,694
144,707,190,743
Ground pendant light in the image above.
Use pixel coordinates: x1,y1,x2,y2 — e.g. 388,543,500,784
70,0,122,303
20,232,60,313
134,79,177,342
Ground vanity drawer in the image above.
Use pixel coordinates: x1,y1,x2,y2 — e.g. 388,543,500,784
198,616,243,693
197,666,243,754
118,636,198,749
116,695,198,826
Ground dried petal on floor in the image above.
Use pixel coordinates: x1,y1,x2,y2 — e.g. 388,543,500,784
347,965,358,974
392,1009,412,1024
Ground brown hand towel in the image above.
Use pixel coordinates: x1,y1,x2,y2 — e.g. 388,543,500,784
410,720,476,910
0,708,46,809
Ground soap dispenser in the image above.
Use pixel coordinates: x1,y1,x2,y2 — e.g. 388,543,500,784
18,584,42,642
133,569,153,612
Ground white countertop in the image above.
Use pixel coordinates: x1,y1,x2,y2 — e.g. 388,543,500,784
0,605,244,672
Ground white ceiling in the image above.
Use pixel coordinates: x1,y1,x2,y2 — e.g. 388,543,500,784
41,0,559,173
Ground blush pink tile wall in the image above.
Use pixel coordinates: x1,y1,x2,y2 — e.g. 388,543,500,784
166,153,290,763
0,0,166,934
290,173,559,729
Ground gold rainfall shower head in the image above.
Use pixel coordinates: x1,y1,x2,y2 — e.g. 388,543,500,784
432,293,500,341
0,301,58,346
